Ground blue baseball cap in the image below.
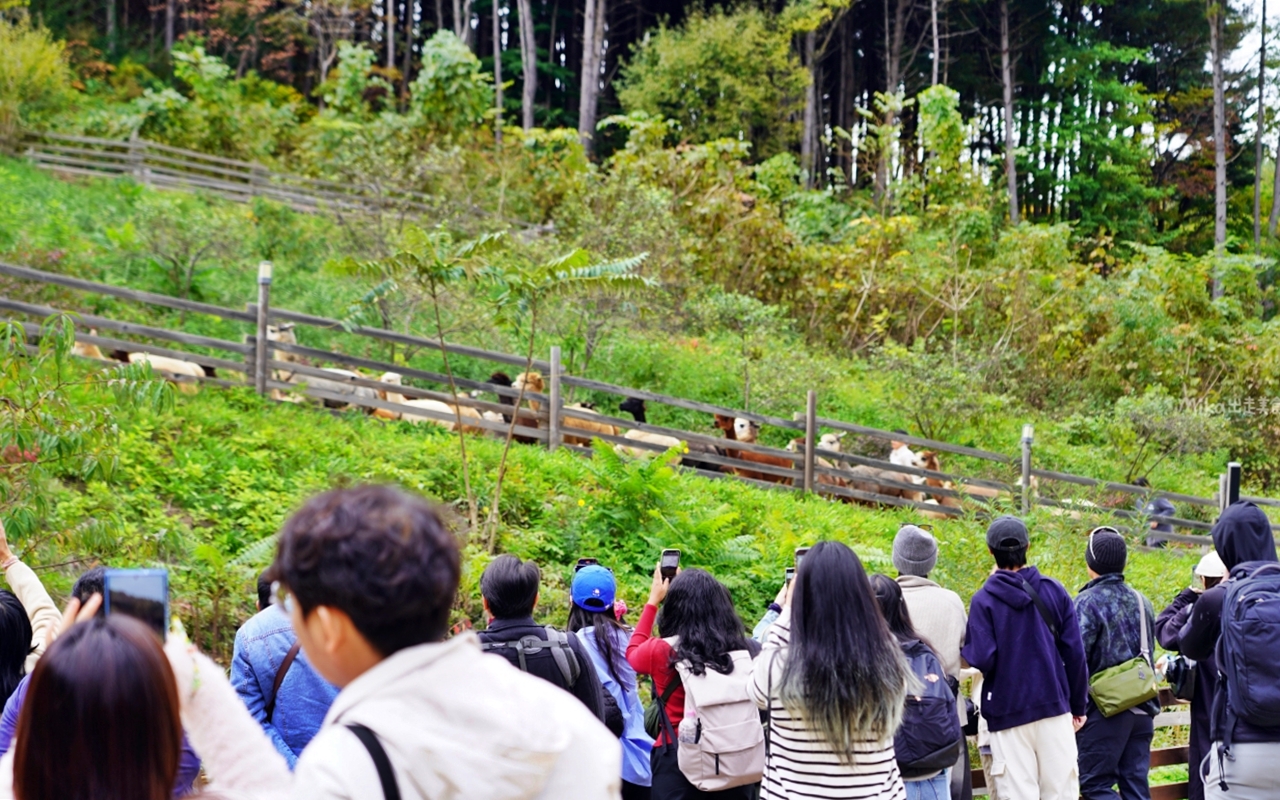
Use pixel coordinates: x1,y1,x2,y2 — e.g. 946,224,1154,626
571,565,616,612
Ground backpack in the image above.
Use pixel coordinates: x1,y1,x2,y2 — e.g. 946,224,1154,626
894,640,964,778
1217,562,1280,758
480,626,581,690
659,651,764,792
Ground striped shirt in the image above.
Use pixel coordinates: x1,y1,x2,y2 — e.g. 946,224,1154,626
749,610,907,800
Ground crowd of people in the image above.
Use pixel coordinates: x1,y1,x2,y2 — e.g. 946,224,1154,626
0,483,1272,800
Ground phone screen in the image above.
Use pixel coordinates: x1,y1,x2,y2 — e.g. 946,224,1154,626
794,547,810,570
661,549,681,579
785,567,796,584
104,569,169,641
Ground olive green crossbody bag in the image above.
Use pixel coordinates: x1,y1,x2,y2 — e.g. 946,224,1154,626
1087,586,1159,717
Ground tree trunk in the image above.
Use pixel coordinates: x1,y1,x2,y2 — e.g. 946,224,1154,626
1001,0,1019,225
386,0,396,71
1210,0,1226,276
1271,131,1280,236
403,0,415,99
802,29,818,189
493,0,503,139
453,0,474,48
106,0,117,55
518,0,536,130
1254,0,1267,251
436,0,444,32
165,0,175,52
577,0,606,152
931,0,940,86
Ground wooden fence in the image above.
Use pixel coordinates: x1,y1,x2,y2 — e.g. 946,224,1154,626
0,258,1273,539
9,131,441,220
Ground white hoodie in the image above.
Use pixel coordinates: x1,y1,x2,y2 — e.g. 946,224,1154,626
291,632,622,800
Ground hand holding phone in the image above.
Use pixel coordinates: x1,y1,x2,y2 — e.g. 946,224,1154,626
575,557,600,572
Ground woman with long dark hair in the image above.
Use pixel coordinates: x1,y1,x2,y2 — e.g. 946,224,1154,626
627,564,759,799
1,612,291,799
870,574,961,800
568,565,653,799
749,541,910,799
0,594,32,706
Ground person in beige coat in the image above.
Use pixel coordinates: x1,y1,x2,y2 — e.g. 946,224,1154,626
275,485,621,800
892,524,969,800
0,520,59,677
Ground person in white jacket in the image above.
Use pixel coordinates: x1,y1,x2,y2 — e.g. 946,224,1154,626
273,485,621,800
0,520,59,679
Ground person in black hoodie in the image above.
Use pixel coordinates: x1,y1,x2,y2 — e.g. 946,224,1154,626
477,555,607,722
1155,550,1227,800
1178,501,1280,799
962,515,1089,800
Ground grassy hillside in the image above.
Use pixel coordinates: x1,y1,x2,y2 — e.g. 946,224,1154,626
0,157,1245,505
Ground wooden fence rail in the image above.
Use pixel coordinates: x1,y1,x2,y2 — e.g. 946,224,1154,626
0,260,1272,533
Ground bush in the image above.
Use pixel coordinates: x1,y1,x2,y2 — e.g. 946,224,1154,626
0,19,73,139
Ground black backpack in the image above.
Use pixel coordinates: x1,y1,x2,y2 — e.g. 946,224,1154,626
480,625,582,689
894,640,964,778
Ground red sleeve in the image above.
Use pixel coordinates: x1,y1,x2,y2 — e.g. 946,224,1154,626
626,603,667,676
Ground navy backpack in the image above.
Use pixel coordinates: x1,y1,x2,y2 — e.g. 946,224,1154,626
895,640,964,778
1218,563,1280,744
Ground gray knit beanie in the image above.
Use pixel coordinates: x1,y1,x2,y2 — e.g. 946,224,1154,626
893,525,938,577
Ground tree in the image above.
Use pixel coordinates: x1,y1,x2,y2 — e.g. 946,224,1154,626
1210,0,1227,277
0,19,72,142
1000,0,1018,224
1255,0,1267,251
483,250,652,551
577,0,606,151
617,9,808,161
517,0,536,130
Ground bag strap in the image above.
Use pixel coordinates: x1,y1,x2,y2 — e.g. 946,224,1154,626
1130,586,1152,667
546,627,581,686
653,672,682,751
346,724,402,800
1017,573,1059,639
265,640,302,724
764,649,778,766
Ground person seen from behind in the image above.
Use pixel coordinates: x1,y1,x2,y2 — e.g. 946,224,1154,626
0,600,291,800
628,563,760,800
1155,550,1226,800
476,555,606,722
231,571,339,769
0,519,58,705
1073,527,1159,800
276,485,619,799
567,564,654,800
870,573,962,800
749,541,910,799
891,524,969,799
0,566,203,796
1142,497,1177,549
1177,501,1280,798
962,516,1088,800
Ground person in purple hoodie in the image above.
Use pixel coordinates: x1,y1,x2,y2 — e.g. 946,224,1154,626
962,515,1089,800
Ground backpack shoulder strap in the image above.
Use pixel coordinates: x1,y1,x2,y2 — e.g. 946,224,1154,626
346,724,402,800
265,640,302,724
547,627,581,686
1130,586,1152,667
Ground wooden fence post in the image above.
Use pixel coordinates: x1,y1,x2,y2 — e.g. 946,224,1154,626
1223,462,1242,509
1021,423,1034,515
128,132,147,186
254,261,272,395
803,390,817,492
548,346,562,452
251,163,267,197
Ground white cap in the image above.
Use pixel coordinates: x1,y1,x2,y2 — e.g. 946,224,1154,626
1195,551,1227,578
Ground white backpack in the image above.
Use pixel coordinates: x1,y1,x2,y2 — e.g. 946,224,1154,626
672,651,765,791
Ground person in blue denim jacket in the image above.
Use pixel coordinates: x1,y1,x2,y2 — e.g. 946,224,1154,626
230,574,338,768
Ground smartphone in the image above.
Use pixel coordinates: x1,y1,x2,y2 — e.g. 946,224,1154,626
661,549,681,580
784,567,796,584
575,557,600,572
794,547,811,570
104,569,169,641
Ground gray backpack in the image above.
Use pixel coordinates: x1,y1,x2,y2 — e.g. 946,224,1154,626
480,626,582,689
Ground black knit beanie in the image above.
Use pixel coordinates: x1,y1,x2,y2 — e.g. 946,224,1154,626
1086,529,1127,575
